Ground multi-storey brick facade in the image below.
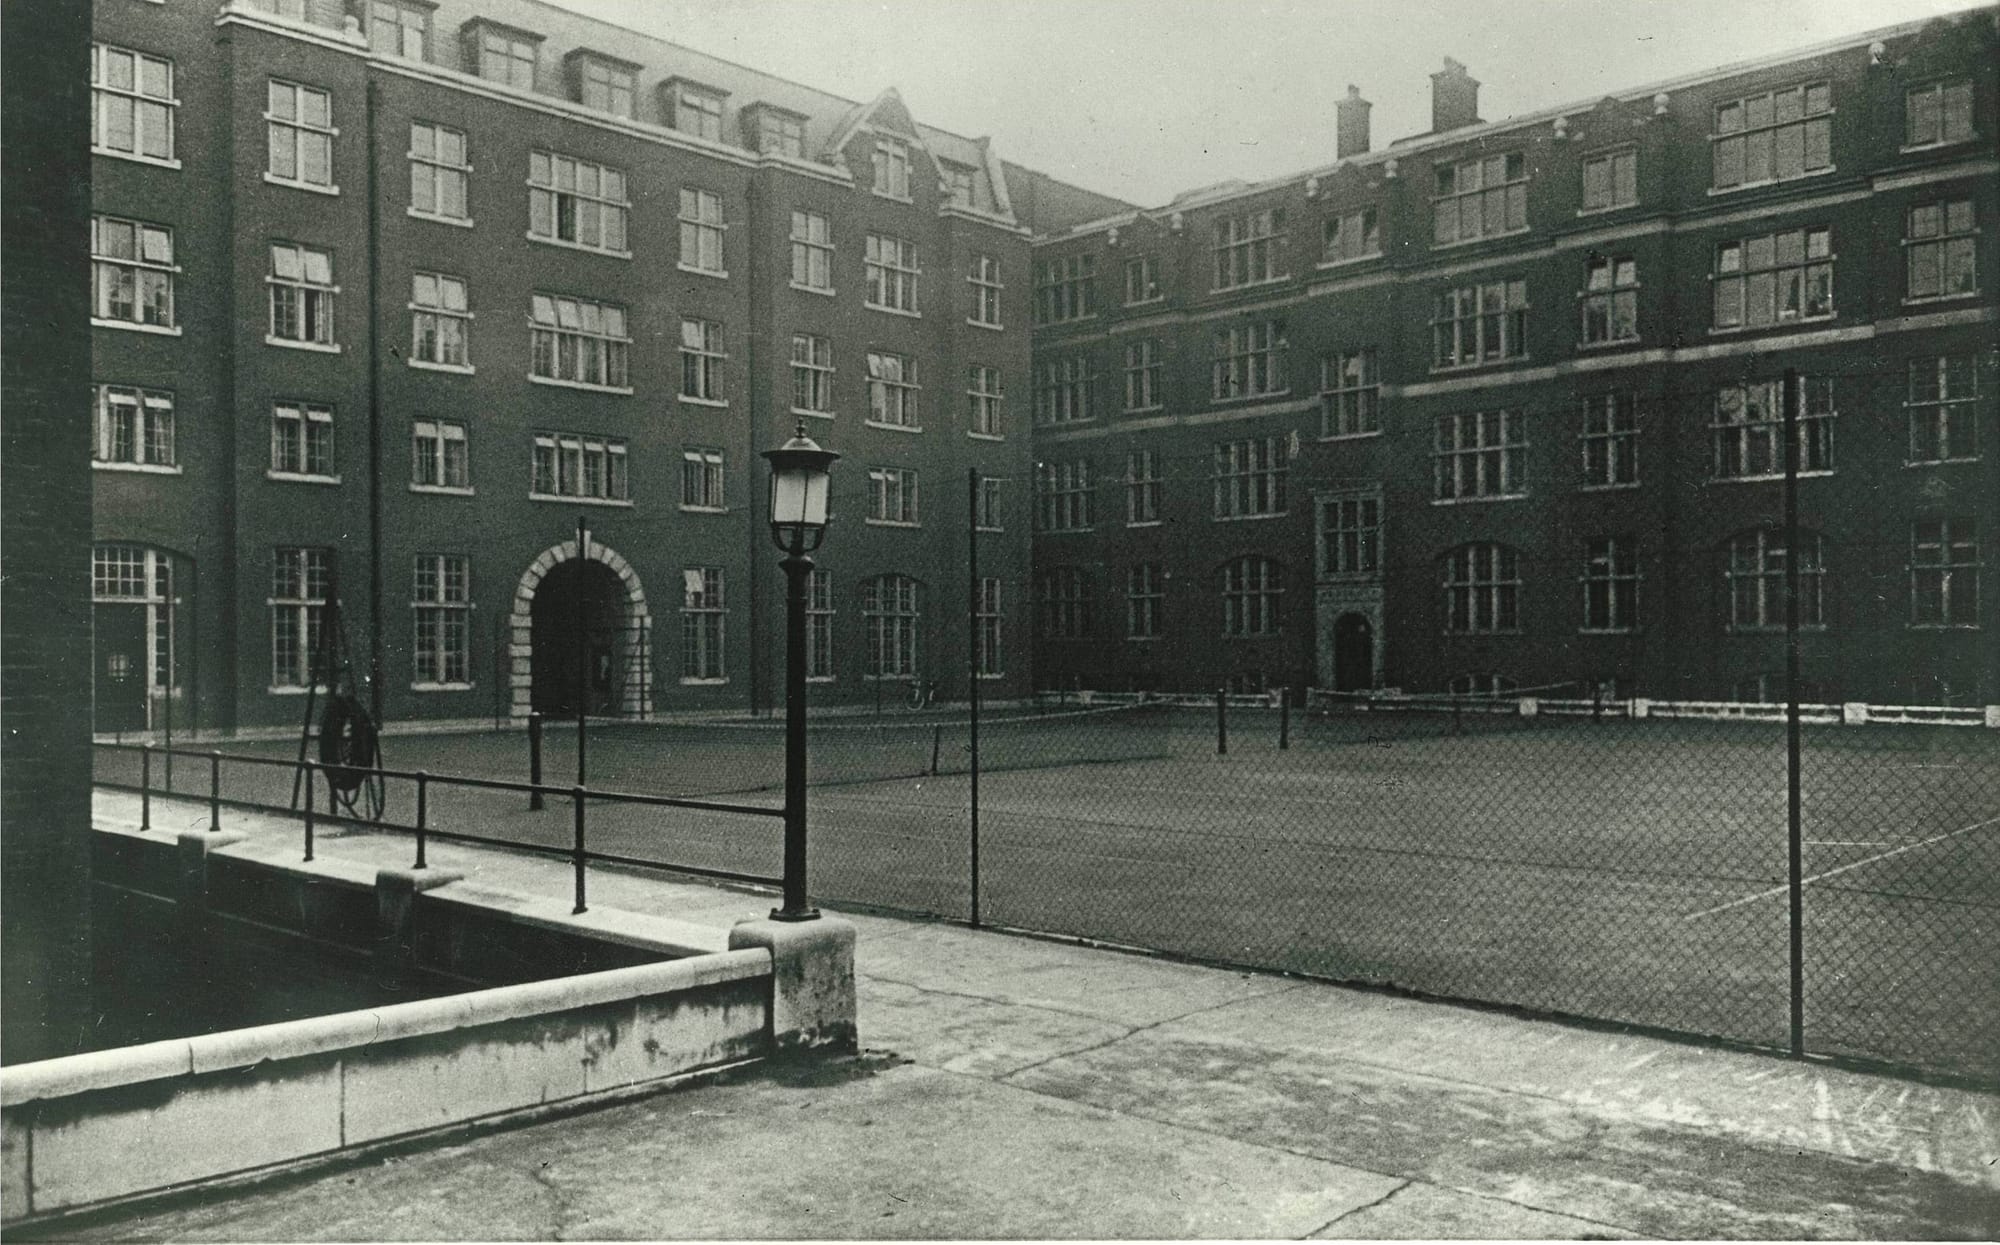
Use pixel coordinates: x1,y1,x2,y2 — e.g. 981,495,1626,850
1028,10,1999,705
88,0,1127,734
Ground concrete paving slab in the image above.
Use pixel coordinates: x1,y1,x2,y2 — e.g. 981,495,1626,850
859,977,1136,1078
1308,1180,1640,1239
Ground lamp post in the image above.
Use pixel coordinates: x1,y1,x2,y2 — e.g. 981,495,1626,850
762,423,839,922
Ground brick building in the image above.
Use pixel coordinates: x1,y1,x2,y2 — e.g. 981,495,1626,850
1026,9,1999,705
87,0,1127,734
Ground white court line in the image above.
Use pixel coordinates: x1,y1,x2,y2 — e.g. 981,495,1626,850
1682,814,2000,920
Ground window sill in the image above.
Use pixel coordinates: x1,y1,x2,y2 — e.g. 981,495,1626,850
1707,318,1834,337
863,675,917,684
93,148,183,171
1898,137,1981,155
407,208,474,229
865,420,922,434
1039,528,1094,535
1726,626,1828,635
1035,418,1097,430
265,336,342,353
1907,623,1982,631
791,407,836,421
93,319,182,337
1314,252,1384,271
679,395,730,409
524,233,633,260
1430,228,1529,252
94,461,182,475
1431,494,1528,506
267,471,343,486
871,190,914,205
1210,390,1292,406
679,505,727,515
1213,511,1287,522
1127,520,1164,529
411,682,476,693
529,375,633,396
679,678,729,686
1709,471,1834,485
1902,291,1981,307
1210,275,1291,296
807,675,836,684
968,431,1004,442
1577,336,1642,351
1036,314,1098,329
789,282,836,298
1431,356,1529,375
975,525,1004,534
865,303,922,319
1904,457,1980,468
1124,297,1166,309
409,359,475,375
966,318,1005,331
1442,631,1522,639
1579,482,1641,493
410,484,474,496
268,685,332,696
529,493,633,508
677,263,729,280
864,519,921,528
1125,405,1165,416
263,172,340,196
1318,429,1382,443
1706,166,1836,197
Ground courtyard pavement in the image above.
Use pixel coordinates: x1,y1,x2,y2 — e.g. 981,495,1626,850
33,791,2000,1240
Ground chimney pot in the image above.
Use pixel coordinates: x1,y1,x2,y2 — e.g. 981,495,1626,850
1335,85,1373,159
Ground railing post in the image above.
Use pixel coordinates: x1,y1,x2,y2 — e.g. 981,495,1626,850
528,711,545,811
571,785,587,915
1279,687,1291,750
208,750,221,833
303,759,316,862
1216,686,1228,755
930,723,942,776
140,745,152,832
414,770,429,870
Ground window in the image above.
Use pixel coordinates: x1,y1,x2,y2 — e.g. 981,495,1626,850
1035,254,1097,324
368,0,429,60
758,110,806,159
1214,208,1286,289
93,384,175,468
671,84,724,141
531,432,628,502
868,466,919,525
1213,435,1288,518
93,545,178,694
1712,82,1831,189
1912,519,1979,628
681,568,726,682
1124,340,1162,412
679,318,726,402
679,188,726,274
1126,450,1160,525
1907,355,1981,463
864,234,919,312
806,569,834,680
410,272,470,368
1037,568,1092,639
411,554,470,686
1321,207,1380,262
1221,557,1283,637
1432,153,1526,244
975,578,1003,677
1434,411,1525,501
475,27,537,89
411,419,468,490
1433,279,1527,368
270,402,335,479
866,351,920,427
530,293,629,389
1444,544,1520,634
1581,392,1639,488
267,242,335,346
863,575,920,678
91,44,175,163
1212,321,1287,400
1581,148,1637,212
267,79,335,189
1582,537,1639,632
1037,355,1095,424
1712,378,1833,479
579,58,634,117
1127,564,1163,639
872,136,911,198
1713,227,1832,328
409,122,469,222
1319,349,1379,438
1726,530,1824,629
1906,79,1975,148
967,365,1004,437
1124,254,1160,304
1320,495,1380,576
92,216,175,330
680,448,725,511
1580,256,1638,344
976,476,1004,531
271,547,332,688
791,334,834,415
1037,460,1093,532
941,161,977,209
790,210,833,291
1906,200,1977,301
529,151,629,254
968,254,1004,326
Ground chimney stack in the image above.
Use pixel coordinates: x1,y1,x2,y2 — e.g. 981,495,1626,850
1335,85,1372,158
1430,57,1481,133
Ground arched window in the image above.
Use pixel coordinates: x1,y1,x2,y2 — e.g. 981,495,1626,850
1221,556,1283,637
1724,529,1823,630
1443,543,1519,633
862,574,920,678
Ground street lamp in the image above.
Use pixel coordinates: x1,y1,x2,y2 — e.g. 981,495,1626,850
762,423,839,922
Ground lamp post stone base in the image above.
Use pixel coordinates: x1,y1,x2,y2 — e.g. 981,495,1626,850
729,916,857,1055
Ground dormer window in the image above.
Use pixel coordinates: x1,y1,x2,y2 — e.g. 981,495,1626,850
464,21,539,90
569,52,635,118
872,136,912,199
668,80,726,142
751,106,806,159
366,0,431,61
941,161,976,209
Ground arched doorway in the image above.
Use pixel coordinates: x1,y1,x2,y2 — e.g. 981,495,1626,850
1333,612,1373,692
510,539,651,720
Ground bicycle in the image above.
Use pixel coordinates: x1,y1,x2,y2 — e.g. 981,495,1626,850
906,678,938,711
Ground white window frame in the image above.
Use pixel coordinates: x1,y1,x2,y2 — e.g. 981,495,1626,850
792,333,834,417
368,0,431,60
410,271,471,370
863,575,920,679
1125,339,1162,412
671,84,724,141
976,477,1004,532
1904,199,1977,303
866,351,920,429
1711,82,1832,191
678,187,727,276
1319,348,1379,438
1432,153,1526,245
1581,392,1639,489
267,241,337,349
265,78,337,192
270,401,337,481
93,544,179,695
871,136,912,200
1580,147,1637,213
759,110,806,159
1213,435,1288,519
1434,410,1526,503
975,577,1003,677
1214,208,1286,289
530,293,630,392
790,210,833,292
579,58,635,118
411,418,470,492
1037,567,1091,640
865,234,920,314
1444,543,1520,634
1711,378,1834,481
531,431,629,503
1320,494,1381,578
1726,529,1824,630
680,447,725,512
92,215,177,333
968,254,1004,327
408,121,471,224
1321,206,1381,263
1580,256,1639,346
475,27,537,89
1211,321,1287,402
1904,79,1975,150
1221,556,1283,637
1126,450,1160,526
1036,254,1097,324
1906,355,1981,465
270,546,332,689
1127,563,1163,639
1911,518,1980,628
867,465,920,525
679,318,727,405
967,365,1004,438
681,567,727,683
528,150,630,256
91,43,177,166
1712,227,1833,329
1037,460,1093,532
1124,254,1160,304
93,384,176,470
1433,279,1527,369
806,568,834,681
411,553,471,688
1038,355,1095,425
1581,536,1639,633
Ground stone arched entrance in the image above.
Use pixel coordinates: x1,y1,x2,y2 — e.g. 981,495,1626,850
510,539,651,720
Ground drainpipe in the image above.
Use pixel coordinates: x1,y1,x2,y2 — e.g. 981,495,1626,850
365,78,385,725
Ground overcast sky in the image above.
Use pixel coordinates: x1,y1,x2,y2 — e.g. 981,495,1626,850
551,0,1982,206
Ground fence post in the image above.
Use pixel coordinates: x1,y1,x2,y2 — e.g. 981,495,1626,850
571,785,587,915
208,751,221,833
1216,686,1228,755
930,724,942,776
140,745,152,831
528,711,545,810
1279,687,1291,750
303,759,316,862
414,770,429,870
1592,682,1604,723
1783,365,1805,1061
